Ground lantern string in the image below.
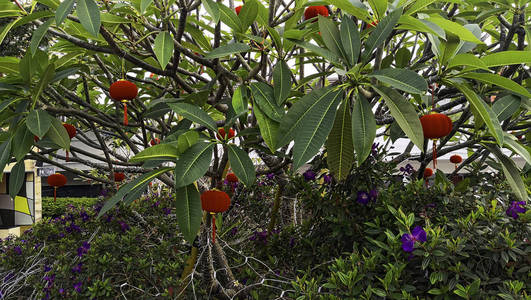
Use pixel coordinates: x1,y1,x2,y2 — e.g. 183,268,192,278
54,187,57,202
432,139,437,169
430,84,435,111
211,212,216,244
122,100,128,126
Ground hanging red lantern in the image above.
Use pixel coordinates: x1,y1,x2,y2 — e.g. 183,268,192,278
423,168,433,178
304,5,329,22
217,128,235,140
150,138,161,146
420,113,452,169
226,173,239,183
63,123,77,162
114,172,126,182
235,5,242,15
47,173,67,202
201,190,231,243
449,154,462,169
109,80,138,126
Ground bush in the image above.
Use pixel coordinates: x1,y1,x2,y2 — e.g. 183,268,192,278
42,197,100,218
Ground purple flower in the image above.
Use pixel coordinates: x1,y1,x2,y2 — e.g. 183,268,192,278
152,201,160,208
230,227,238,236
100,189,108,197
13,246,22,255
77,241,90,257
118,220,130,232
369,189,378,202
80,210,90,222
356,191,369,205
506,201,526,219
43,265,52,273
371,143,379,156
34,243,42,250
323,174,332,184
289,237,295,247
73,281,82,293
72,263,83,273
59,288,64,294
66,223,81,233
401,226,427,253
266,173,275,180
303,170,316,181
399,163,415,176
163,207,172,216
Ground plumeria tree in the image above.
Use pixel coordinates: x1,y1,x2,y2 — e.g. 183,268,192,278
0,0,530,295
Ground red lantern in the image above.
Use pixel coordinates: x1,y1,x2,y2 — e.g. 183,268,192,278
304,5,329,22
217,128,235,140
114,172,126,182
201,190,231,243
420,113,453,169
47,173,67,202
450,154,462,170
226,173,239,183
109,80,138,126
63,123,77,162
150,138,161,146
235,5,242,15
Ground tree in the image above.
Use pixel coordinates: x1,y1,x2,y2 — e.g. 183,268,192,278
0,0,529,296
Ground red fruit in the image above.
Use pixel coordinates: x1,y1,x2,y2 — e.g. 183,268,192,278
150,138,161,146
62,123,77,139
423,168,433,178
366,20,378,28
201,190,231,213
235,5,242,15
114,172,126,182
226,173,239,183
217,128,235,139
47,173,67,187
304,5,329,22
419,113,453,139
449,154,462,164
34,136,39,142
109,80,138,101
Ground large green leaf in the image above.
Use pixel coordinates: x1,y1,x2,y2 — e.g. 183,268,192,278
76,0,100,37
174,142,214,188
55,0,75,26
397,16,445,38
404,0,437,15
27,109,52,139
0,98,23,114
481,51,531,67
427,16,483,44
273,61,291,106
368,68,428,94
318,15,347,62
454,82,504,146
47,117,71,150
0,18,20,46
232,85,248,114
484,144,528,201
362,7,403,63
288,39,341,65
253,104,279,153
227,144,256,186
502,133,531,166
168,103,218,132
372,86,424,149
218,3,243,33
326,98,354,181
0,139,12,177
13,124,34,161
175,184,202,243
238,0,258,31
340,15,361,67
9,160,25,200
492,95,521,122
367,0,387,19
176,130,199,154
325,0,370,22
250,82,284,122
352,93,376,164
154,31,174,70
447,53,490,71
460,72,531,99
32,63,55,104
140,0,153,14
204,43,250,59
202,0,219,23
130,144,180,162
30,18,53,56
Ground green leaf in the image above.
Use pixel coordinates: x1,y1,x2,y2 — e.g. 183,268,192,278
202,0,219,23
326,98,354,180
9,161,25,200
232,85,248,114
397,16,445,38
289,89,343,170
367,0,387,19
168,103,218,132
454,82,504,146
153,31,174,70
174,142,214,188
427,16,483,43
395,48,411,68
47,117,71,150
204,42,250,59
253,104,279,153
55,0,75,26
27,109,52,139
460,72,531,99
318,15,347,62
227,144,256,186
100,13,131,23
0,98,22,114
352,93,376,164
492,95,521,122
439,33,460,65
175,184,202,243
176,130,199,154
0,18,20,47
372,86,424,149
484,144,528,202
30,18,53,56
76,0,101,37
288,39,341,65
273,61,291,106
140,0,153,14
218,3,243,33
325,0,370,22
0,139,12,177
238,0,258,31
13,124,34,161
368,68,428,94
130,144,180,162
447,53,490,71
32,63,55,104
481,50,531,67
340,15,361,67
250,82,284,122
503,133,531,166
405,0,437,15
362,7,403,62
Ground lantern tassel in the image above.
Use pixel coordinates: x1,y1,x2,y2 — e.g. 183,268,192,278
211,212,216,244
122,101,128,126
66,150,69,162
432,139,437,169
54,187,57,202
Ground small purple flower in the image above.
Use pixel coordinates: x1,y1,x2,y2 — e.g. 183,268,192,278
43,265,52,273
229,227,238,236
323,174,332,184
77,241,90,257
399,163,415,176
266,173,275,180
66,223,81,233
59,288,64,294
73,281,83,293
401,226,427,253
163,207,172,216
356,191,370,205
100,189,108,197
152,201,160,208
118,220,130,233
289,237,295,247
371,143,379,156
80,210,90,222
506,201,526,219
303,170,316,181
369,189,378,202
58,232,65,238
72,263,83,273
13,246,22,255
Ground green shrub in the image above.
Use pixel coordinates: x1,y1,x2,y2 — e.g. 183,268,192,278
42,197,100,218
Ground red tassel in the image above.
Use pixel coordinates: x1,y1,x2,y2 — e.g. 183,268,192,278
123,102,128,126
54,187,57,202
211,213,216,244
66,151,70,162
432,139,437,169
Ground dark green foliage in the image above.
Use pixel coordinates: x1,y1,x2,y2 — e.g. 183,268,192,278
42,197,100,218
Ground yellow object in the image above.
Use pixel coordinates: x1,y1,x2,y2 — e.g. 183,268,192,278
14,196,30,215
